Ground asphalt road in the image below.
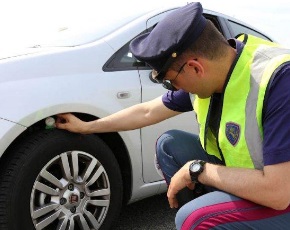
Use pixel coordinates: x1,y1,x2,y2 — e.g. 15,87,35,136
114,193,177,229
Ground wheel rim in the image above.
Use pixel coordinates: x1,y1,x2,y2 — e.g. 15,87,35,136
30,150,110,230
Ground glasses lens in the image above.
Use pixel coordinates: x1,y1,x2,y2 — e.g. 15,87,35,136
150,70,177,91
150,70,166,83
162,80,177,91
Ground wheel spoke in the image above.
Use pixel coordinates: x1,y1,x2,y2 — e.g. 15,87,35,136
60,153,72,180
68,218,75,230
35,209,62,230
71,151,79,182
86,165,104,187
32,203,60,219
87,188,110,197
83,209,101,229
75,214,90,230
40,169,64,189
82,158,98,182
56,218,69,230
35,181,59,196
88,199,110,207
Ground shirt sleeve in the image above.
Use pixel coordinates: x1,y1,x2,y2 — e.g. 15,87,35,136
162,89,193,112
263,64,290,165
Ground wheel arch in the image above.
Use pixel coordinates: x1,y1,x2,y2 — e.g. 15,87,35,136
0,112,133,205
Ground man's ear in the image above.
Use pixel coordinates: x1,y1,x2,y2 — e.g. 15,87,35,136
187,59,204,76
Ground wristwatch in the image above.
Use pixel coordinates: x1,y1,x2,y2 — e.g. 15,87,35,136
189,160,206,183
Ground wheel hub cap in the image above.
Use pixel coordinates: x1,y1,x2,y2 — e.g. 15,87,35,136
30,151,111,230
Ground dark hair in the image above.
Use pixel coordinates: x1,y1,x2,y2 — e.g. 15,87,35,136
172,20,230,69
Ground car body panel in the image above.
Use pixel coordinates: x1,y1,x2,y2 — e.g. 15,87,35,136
0,118,26,155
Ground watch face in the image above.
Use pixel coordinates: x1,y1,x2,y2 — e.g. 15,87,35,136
191,163,201,172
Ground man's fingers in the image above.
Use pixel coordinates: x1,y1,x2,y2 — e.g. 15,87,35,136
167,194,179,209
55,114,71,129
167,185,179,209
187,183,195,190
56,113,70,121
55,120,67,129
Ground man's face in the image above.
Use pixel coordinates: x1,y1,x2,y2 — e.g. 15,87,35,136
164,60,212,98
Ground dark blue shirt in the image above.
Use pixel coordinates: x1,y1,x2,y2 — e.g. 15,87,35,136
162,39,290,166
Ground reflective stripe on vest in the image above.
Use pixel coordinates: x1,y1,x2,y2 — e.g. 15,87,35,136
192,34,290,169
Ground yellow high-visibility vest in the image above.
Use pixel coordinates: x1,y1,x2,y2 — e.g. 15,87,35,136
192,34,290,169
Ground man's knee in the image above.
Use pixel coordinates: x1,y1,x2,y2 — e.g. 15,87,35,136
156,129,196,154
156,129,180,159
156,129,180,147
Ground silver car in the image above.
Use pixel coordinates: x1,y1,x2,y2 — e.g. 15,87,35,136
0,3,273,230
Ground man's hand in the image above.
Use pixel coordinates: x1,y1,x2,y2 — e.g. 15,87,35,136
56,113,89,134
167,161,195,208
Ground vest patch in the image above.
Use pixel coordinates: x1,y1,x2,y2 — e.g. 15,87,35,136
226,122,240,146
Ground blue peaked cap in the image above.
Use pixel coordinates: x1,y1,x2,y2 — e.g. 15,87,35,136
129,2,206,79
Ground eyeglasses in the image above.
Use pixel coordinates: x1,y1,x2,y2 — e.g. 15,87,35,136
151,62,186,91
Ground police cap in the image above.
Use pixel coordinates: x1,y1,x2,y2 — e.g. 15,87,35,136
129,2,206,81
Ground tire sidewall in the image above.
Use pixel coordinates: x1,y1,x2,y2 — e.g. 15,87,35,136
6,130,123,230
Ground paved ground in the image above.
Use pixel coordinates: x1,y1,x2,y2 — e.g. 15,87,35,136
114,193,177,229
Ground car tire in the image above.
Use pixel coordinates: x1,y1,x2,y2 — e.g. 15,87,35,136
0,129,123,230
